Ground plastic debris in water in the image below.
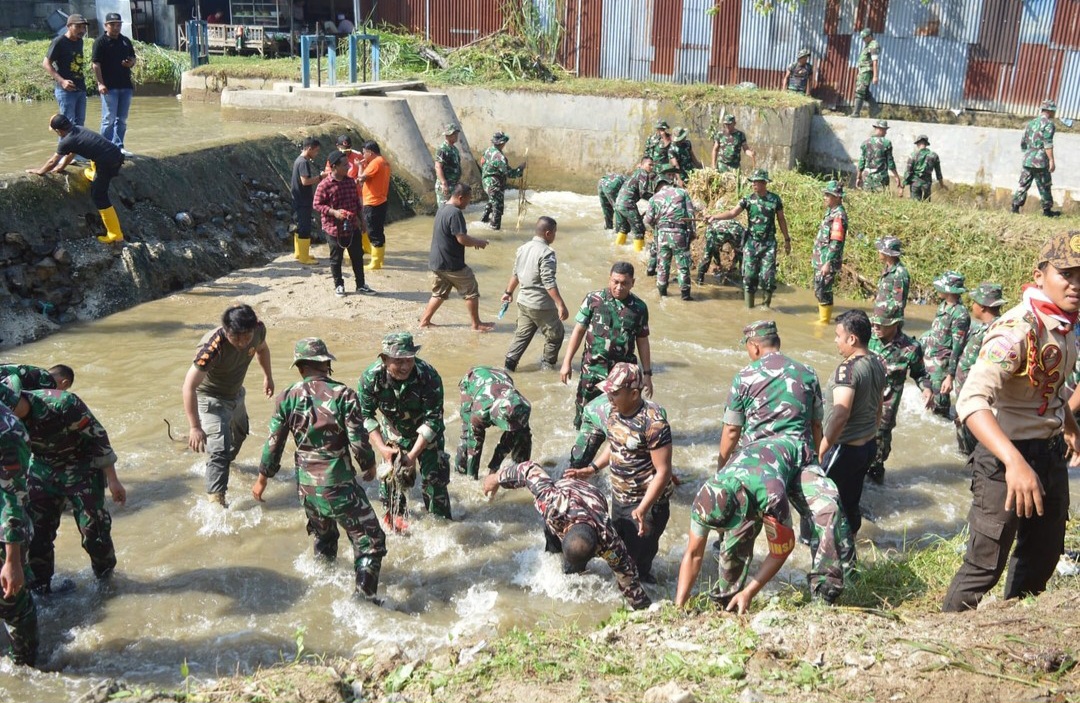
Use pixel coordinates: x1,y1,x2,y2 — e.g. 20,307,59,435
1056,551,1080,577
497,301,509,319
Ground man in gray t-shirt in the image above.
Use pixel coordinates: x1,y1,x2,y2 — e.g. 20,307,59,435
820,309,886,542
501,217,569,372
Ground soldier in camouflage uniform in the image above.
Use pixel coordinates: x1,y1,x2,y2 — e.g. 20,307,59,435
857,120,900,192
811,180,848,324
1011,100,1061,217
952,283,1005,455
479,131,525,231
0,364,73,394
712,169,790,309
568,394,612,470
482,461,650,610
696,217,745,286
670,128,700,183
0,386,38,667
710,115,755,172
455,366,532,480
899,134,944,202
674,436,852,612
254,338,386,599
642,120,677,169
874,236,910,315
644,170,697,300
784,48,814,94
9,389,126,593
614,157,655,252
920,271,971,418
433,123,462,208
867,300,933,484
851,28,880,118
597,172,627,234
359,333,451,524
560,262,653,429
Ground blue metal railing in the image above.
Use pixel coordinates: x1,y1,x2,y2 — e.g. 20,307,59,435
186,20,209,69
299,33,380,88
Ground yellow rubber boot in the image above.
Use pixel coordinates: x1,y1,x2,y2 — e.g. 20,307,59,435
365,245,384,271
818,304,833,324
292,234,300,259
361,231,372,254
614,232,627,246
83,161,97,182
632,238,645,252
96,206,124,243
296,236,318,265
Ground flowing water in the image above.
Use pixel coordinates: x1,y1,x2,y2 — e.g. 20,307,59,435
1,179,1077,698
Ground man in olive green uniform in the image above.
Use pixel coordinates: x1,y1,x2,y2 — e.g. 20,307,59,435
899,134,944,202
921,271,971,418
455,366,532,480
614,157,655,251
254,338,386,599
696,217,746,286
597,172,627,233
710,115,754,173
874,236,910,315
0,364,73,394
670,128,700,183
857,120,900,192
434,123,462,208
644,170,696,300
568,394,612,470
851,28,880,118
0,385,37,666
479,131,525,231
642,120,675,168
952,283,1006,455
1011,100,1061,218
811,180,847,324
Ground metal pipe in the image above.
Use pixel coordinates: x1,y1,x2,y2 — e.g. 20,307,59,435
574,0,582,75
425,0,430,42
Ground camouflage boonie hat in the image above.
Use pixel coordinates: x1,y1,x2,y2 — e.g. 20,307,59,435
823,179,844,197
741,319,778,344
692,475,742,532
875,236,902,256
654,120,670,130
1041,99,1057,112
970,282,1006,308
872,119,890,130
292,337,336,366
933,270,967,294
869,300,904,326
674,127,689,141
597,362,644,393
859,28,873,38
797,47,811,58
1037,231,1080,270
722,114,736,125
443,123,460,136
0,383,19,410
492,131,510,144
748,168,771,183
914,134,930,145
381,332,421,358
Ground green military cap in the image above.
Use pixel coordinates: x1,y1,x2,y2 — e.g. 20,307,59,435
1041,99,1057,112
797,47,811,58
872,119,890,130
492,131,510,144
875,236,902,256
674,127,689,141
654,119,670,130
597,362,644,393
914,134,930,145
0,383,19,410
1037,231,1080,270
823,179,844,197
970,282,1006,308
443,123,460,136
722,114,736,124
869,300,903,326
860,28,873,38
381,331,421,358
292,337,336,366
748,168,771,183
933,270,967,294
741,319,778,344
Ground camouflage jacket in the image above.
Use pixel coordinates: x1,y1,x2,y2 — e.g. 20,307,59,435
671,140,697,175
704,219,746,248
723,351,823,454
22,390,116,473
0,403,30,545
599,173,627,203
1021,115,1055,169
574,289,650,380
786,60,813,93
481,146,523,188
737,191,784,241
434,140,462,185
869,331,931,410
955,319,991,391
644,185,696,232
711,128,748,170
458,366,531,433
0,364,57,394
259,374,375,486
811,204,847,271
920,301,971,377
579,394,613,442
643,134,672,165
858,136,896,177
902,147,943,187
359,357,445,445
604,399,673,505
875,262,910,312
856,40,880,74
615,168,655,210
496,461,649,609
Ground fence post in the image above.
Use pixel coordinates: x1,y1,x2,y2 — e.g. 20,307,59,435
327,41,337,86
300,35,311,88
348,34,358,84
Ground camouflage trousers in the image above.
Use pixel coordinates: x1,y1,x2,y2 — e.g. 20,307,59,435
813,265,838,305
1012,167,1053,211
27,461,116,590
869,391,902,480
908,181,932,201
573,368,609,430
862,172,890,192
697,231,742,281
379,436,452,519
455,417,532,480
926,363,953,417
0,561,37,667
742,237,778,293
436,180,458,209
569,425,605,469
853,72,878,115
712,468,853,605
597,180,620,230
299,480,386,589
615,203,645,238
655,229,692,291
481,182,507,229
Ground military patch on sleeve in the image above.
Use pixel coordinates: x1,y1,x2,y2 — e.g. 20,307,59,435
763,515,795,556
833,358,855,386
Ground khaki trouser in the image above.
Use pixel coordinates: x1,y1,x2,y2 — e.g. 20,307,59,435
505,303,565,367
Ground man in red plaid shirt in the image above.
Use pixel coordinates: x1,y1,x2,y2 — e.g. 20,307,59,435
314,150,375,297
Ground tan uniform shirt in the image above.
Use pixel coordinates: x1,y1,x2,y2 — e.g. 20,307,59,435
956,303,1078,440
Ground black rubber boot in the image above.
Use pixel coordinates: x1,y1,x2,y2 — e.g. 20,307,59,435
681,287,692,301
657,285,668,297
1044,209,1062,218
744,290,755,309
355,558,382,600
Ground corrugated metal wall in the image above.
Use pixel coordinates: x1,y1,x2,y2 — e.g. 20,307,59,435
374,0,1080,118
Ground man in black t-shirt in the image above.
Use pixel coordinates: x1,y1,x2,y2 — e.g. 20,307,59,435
27,114,126,244
290,137,323,265
91,13,137,155
43,14,88,130
418,184,495,331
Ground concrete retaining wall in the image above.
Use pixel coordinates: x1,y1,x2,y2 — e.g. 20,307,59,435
808,115,1080,205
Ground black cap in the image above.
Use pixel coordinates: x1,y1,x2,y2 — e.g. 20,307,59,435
105,12,123,23
336,134,352,147
327,150,347,167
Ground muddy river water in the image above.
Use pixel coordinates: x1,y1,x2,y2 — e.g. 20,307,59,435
0,110,1077,699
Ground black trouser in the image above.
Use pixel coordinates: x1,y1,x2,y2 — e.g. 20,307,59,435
612,497,670,579
822,441,877,538
328,233,365,288
90,160,123,209
942,436,1069,612
363,201,388,247
293,201,313,239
